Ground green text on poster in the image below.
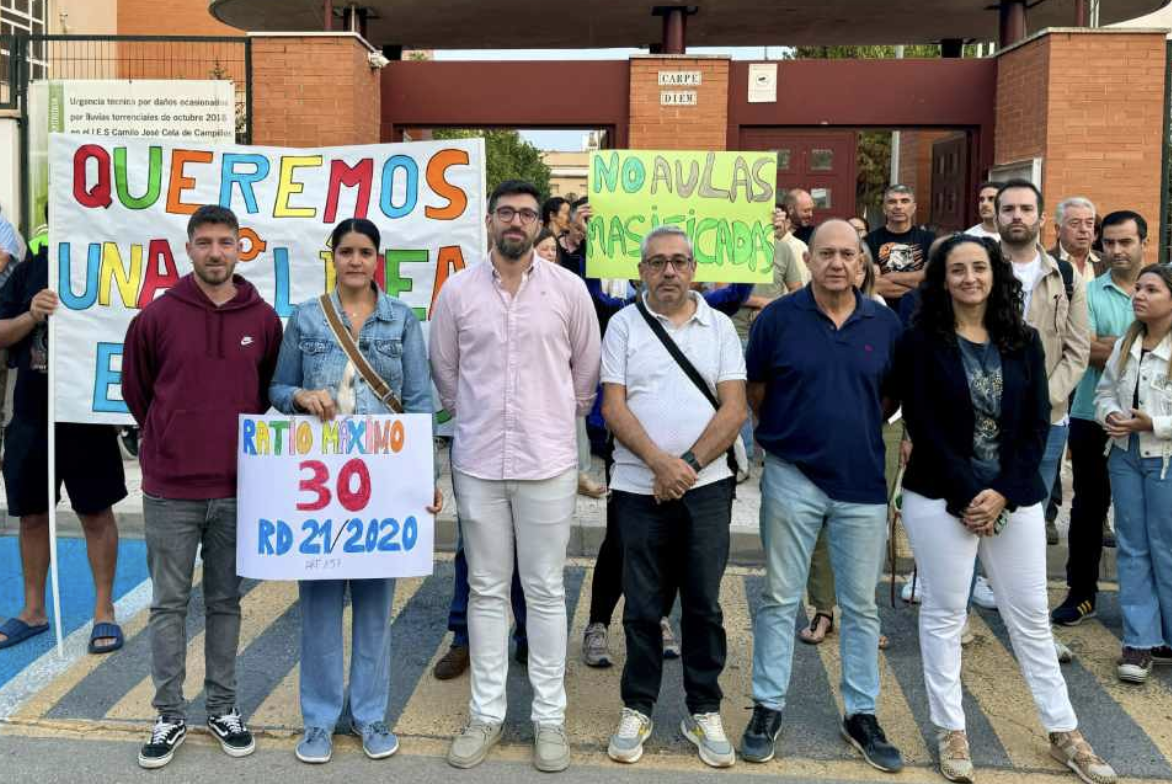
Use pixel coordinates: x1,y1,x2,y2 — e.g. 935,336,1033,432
586,149,776,283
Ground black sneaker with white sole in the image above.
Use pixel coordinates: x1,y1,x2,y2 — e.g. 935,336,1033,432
842,713,904,773
207,707,256,757
138,715,187,769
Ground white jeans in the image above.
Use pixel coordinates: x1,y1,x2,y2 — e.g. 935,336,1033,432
454,468,576,724
901,491,1078,733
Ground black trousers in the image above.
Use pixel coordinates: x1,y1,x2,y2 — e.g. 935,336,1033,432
1066,418,1111,599
615,478,733,716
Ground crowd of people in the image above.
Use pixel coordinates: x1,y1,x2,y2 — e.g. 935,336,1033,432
0,169,1168,784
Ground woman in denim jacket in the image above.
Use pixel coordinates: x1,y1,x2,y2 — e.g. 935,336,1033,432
1095,264,1172,684
270,218,442,764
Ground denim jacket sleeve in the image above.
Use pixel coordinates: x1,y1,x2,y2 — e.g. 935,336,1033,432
268,303,305,414
399,305,433,415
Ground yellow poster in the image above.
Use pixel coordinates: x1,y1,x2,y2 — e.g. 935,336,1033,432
586,149,776,283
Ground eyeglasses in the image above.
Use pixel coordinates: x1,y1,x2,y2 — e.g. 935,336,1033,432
494,206,541,225
642,255,695,272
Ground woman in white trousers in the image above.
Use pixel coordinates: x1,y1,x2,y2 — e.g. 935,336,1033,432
892,235,1115,784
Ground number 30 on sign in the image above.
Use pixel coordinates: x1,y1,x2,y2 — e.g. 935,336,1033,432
235,414,436,581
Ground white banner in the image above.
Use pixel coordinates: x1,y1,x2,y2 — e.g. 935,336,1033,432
30,80,236,239
236,414,436,581
49,133,486,425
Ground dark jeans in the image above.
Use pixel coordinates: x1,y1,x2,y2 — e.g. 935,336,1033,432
616,478,733,716
589,494,676,626
1066,418,1111,600
449,526,526,648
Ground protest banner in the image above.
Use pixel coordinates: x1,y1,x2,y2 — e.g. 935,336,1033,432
585,149,777,284
28,80,237,237
49,133,486,425
236,414,435,581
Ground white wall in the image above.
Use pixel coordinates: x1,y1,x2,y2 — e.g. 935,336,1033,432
0,119,21,230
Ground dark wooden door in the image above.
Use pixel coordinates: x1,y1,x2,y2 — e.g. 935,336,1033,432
739,128,858,222
930,133,970,233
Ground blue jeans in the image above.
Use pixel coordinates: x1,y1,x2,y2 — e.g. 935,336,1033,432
449,527,527,648
752,456,888,715
1039,423,1069,501
299,578,396,731
1109,435,1172,649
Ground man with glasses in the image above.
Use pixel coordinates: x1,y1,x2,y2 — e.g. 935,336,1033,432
741,219,905,773
430,180,601,773
601,225,746,768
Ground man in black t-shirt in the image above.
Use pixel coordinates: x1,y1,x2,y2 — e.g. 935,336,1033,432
865,184,936,305
0,246,127,653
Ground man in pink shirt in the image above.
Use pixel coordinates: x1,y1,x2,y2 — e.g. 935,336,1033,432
430,179,601,773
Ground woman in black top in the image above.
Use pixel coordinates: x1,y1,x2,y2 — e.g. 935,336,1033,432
894,235,1115,784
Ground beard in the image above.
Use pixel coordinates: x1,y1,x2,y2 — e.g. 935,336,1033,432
1000,223,1039,248
495,232,534,260
193,260,234,286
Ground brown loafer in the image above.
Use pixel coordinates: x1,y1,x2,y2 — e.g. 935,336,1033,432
433,644,470,680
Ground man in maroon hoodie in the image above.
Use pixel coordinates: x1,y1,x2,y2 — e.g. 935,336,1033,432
122,204,282,770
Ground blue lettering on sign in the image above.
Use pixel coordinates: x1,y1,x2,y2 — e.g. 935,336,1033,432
258,517,417,556
93,342,129,414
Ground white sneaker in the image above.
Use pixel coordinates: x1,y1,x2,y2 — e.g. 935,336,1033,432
1055,638,1074,664
900,574,922,604
607,708,653,763
971,576,997,610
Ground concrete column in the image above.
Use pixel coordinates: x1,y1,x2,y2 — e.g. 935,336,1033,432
661,7,687,54
999,0,1027,48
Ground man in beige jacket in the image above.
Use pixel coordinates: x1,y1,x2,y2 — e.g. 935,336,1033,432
970,179,1090,616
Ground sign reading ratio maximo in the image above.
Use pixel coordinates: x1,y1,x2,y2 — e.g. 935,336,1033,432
236,414,436,581
586,149,777,284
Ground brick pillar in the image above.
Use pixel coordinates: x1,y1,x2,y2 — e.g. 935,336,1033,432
250,33,381,147
995,29,1166,262
628,56,729,151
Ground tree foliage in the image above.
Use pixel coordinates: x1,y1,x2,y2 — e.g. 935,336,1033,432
432,129,551,197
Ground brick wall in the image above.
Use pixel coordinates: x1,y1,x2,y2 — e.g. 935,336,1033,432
628,57,729,151
251,35,381,147
117,0,240,35
1043,31,1165,261
995,30,1166,260
994,35,1050,166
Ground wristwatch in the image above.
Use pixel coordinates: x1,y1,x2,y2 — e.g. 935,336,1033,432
680,451,702,471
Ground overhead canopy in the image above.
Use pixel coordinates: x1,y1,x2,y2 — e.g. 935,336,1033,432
210,0,1170,49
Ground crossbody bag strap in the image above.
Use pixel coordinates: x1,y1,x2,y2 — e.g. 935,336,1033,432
318,294,404,414
635,298,736,472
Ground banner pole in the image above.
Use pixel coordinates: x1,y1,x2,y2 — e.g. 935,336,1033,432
46,289,64,658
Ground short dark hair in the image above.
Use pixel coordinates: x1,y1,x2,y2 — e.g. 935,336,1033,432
187,204,239,239
884,184,915,200
995,179,1044,213
1100,210,1148,242
977,180,1000,194
541,197,567,227
488,180,541,214
329,217,381,251
571,196,589,212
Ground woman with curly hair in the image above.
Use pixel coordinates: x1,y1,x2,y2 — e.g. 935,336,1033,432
893,235,1115,784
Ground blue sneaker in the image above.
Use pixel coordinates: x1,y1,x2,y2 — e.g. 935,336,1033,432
352,721,400,759
295,727,333,764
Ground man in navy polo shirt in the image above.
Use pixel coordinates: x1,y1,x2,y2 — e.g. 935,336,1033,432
740,219,904,773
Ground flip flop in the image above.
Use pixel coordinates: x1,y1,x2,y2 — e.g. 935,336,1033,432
0,617,50,650
799,612,834,645
88,622,124,655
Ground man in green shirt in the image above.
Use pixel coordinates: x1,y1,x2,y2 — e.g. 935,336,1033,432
1053,210,1147,627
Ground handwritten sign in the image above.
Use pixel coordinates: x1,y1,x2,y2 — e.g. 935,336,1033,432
49,133,486,425
235,414,436,581
586,149,777,283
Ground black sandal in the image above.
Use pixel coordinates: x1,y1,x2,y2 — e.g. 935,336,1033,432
799,612,834,645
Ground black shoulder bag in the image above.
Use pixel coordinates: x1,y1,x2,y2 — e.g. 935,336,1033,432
634,299,739,475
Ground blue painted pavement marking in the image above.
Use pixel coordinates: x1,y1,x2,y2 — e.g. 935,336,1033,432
0,534,149,689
